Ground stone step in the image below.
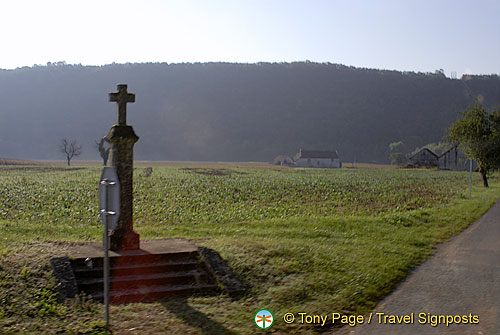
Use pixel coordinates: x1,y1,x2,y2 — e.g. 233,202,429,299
51,240,244,303
73,260,200,278
69,250,220,304
91,283,220,304
71,251,199,268
77,270,211,293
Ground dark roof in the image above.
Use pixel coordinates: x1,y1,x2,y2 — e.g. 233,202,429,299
409,148,439,159
299,150,339,159
439,145,458,158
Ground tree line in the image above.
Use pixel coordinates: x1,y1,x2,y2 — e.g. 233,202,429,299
0,62,499,163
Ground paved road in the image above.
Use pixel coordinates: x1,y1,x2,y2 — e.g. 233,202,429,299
336,200,500,335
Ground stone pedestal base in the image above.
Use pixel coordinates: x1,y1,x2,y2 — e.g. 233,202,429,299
51,239,244,303
110,230,140,251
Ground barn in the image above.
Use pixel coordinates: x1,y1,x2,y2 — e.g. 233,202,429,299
409,148,438,167
294,149,341,168
438,146,477,171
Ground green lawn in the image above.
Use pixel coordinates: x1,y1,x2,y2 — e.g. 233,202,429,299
0,165,499,334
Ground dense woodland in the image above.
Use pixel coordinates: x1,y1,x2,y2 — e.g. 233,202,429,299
0,62,499,163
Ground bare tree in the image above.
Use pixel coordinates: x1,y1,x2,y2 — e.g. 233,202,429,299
60,138,82,166
95,138,110,166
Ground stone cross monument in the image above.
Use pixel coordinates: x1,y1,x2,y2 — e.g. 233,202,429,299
106,84,140,250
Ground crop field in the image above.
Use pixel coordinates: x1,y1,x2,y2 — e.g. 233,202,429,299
0,164,499,334
0,166,468,227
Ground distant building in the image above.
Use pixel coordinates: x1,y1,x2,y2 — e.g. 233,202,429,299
295,149,341,168
438,145,477,171
409,148,438,167
273,155,294,166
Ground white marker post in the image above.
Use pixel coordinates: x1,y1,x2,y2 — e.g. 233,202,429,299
99,167,120,332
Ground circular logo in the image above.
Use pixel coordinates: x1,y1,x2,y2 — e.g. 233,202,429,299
254,309,274,329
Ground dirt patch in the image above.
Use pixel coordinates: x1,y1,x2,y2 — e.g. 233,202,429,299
181,168,248,176
0,166,85,172
0,158,39,166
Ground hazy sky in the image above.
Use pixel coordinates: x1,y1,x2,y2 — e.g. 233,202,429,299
1,0,499,76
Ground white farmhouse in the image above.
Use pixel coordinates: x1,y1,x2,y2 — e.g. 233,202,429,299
295,149,341,168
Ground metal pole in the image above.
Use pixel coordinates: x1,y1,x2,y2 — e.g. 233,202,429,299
101,179,110,332
469,159,473,199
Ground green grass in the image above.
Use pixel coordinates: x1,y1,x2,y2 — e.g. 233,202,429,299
0,165,499,334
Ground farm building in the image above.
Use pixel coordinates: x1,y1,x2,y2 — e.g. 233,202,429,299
273,155,294,166
295,149,341,168
409,148,438,167
438,146,477,171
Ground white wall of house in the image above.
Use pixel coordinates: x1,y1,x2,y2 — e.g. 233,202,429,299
295,158,341,168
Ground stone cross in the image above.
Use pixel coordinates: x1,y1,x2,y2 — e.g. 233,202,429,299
109,84,135,125
105,84,140,250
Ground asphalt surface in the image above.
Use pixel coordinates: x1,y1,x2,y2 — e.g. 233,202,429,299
336,200,500,335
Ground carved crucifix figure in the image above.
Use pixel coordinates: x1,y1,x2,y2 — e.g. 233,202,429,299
109,84,135,125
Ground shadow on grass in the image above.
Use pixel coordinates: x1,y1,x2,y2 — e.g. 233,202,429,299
160,298,237,335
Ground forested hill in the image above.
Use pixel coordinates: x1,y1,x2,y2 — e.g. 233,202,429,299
1,62,499,163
